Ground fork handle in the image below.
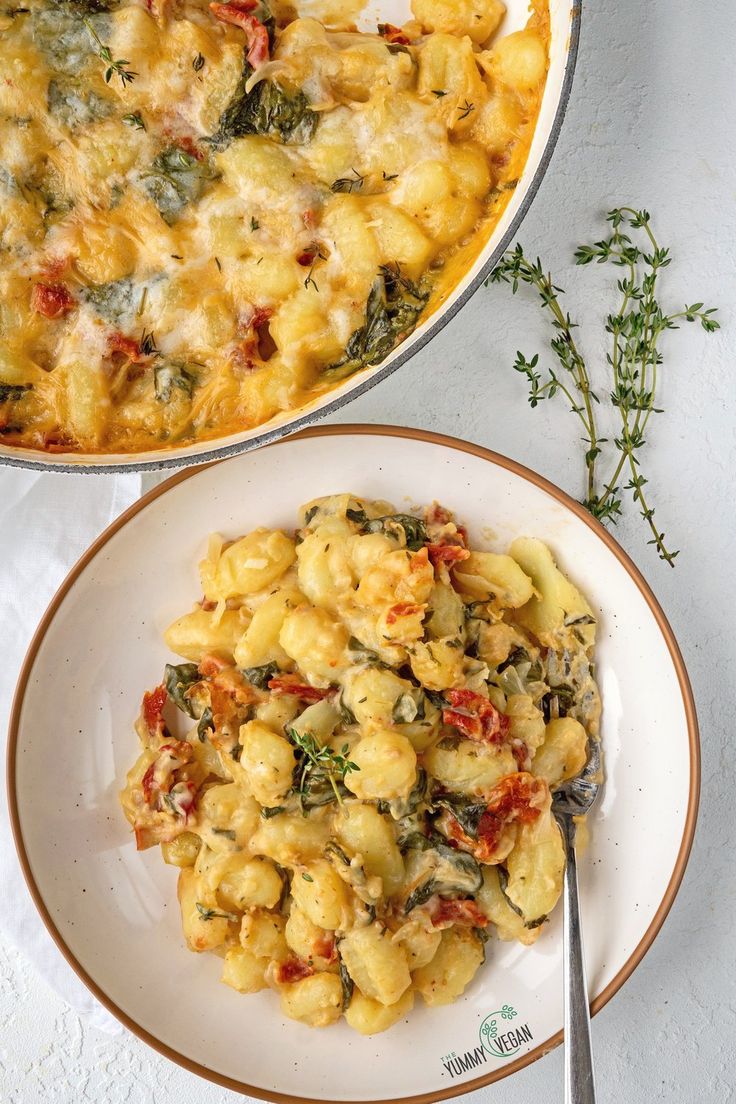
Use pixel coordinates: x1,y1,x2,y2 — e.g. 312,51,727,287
559,815,596,1104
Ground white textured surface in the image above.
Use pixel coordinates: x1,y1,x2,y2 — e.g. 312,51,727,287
2,1,735,1102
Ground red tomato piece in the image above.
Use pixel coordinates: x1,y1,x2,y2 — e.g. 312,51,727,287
313,933,337,962
476,773,545,854
511,739,530,770
108,332,143,361
175,135,203,161
268,675,333,702
443,688,510,744
378,22,410,45
142,684,168,736
386,601,423,625
296,246,318,267
141,741,193,803
31,282,75,319
426,543,471,567
199,653,230,677
209,3,270,66
430,898,488,928
275,956,315,984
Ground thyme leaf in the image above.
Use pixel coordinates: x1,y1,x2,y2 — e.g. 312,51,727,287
488,207,719,565
287,728,359,809
84,19,137,86
122,111,145,130
195,902,238,922
331,168,364,194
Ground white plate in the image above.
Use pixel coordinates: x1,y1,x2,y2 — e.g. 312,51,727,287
8,427,699,1102
0,0,579,472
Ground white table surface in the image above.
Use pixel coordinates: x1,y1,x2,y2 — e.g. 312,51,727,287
2,1,735,1100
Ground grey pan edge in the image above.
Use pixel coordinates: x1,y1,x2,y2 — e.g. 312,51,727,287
0,3,581,477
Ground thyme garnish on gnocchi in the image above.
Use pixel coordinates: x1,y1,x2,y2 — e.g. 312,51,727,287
120,494,601,1033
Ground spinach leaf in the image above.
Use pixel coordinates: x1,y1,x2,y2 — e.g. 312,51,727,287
47,78,112,128
326,265,429,381
212,59,317,148
0,383,32,403
403,840,482,913
260,805,285,819
433,794,487,838
346,636,390,669
241,661,279,688
197,706,214,742
397,828,431,852
141,147,218,225
337,690,356,725
541,685,575,722
49,0,119,11
338,954,354,1011
404,878,437,914
361,512,427,550
80,276,135,324
392,692,419,724
154,362,197,403
164,662,200,717
32,9,101,75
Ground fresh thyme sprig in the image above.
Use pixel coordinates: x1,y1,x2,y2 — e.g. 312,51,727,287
489,207,719,565
288,728,359,808
84,19,137,86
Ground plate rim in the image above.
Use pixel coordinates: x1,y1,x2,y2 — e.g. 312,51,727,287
0,1,581,475
6,423,700,1103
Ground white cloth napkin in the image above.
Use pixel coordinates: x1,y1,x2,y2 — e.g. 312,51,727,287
0,466,141,1033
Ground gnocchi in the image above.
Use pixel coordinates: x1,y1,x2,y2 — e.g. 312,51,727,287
0,0,549,457
121,493,600,1033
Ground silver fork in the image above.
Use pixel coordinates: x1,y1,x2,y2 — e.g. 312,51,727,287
552,738,602,1104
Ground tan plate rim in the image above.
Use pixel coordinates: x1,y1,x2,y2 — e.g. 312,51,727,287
7,424,700,1103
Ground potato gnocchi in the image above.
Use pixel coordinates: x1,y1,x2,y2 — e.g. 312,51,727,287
120,493,601,1032
0,0,548,454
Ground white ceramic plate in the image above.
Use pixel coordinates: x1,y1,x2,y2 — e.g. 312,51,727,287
8,427,699,1102
0,0,579,472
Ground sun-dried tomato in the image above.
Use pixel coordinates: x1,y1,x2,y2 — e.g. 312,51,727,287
268,675,333,702
142,685,168,736
275,956,314,984
442,688,509,744
31,282,75,319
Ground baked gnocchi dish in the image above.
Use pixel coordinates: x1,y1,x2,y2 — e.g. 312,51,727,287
1,0,549,454
120,494,600,1032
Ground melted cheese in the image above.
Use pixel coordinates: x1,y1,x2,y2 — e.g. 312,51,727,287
0,0,549,454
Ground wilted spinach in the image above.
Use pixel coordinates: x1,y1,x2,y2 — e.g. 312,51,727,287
154,362,197,402
141,147,218,225
361,512,427,550
241,662,279,689
164,662,200,717
0,383,32,403
433,794,487,838
80,276,134,324
197,706,214,742
211,56,317,148
47,78,112,128
326,265,429,381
